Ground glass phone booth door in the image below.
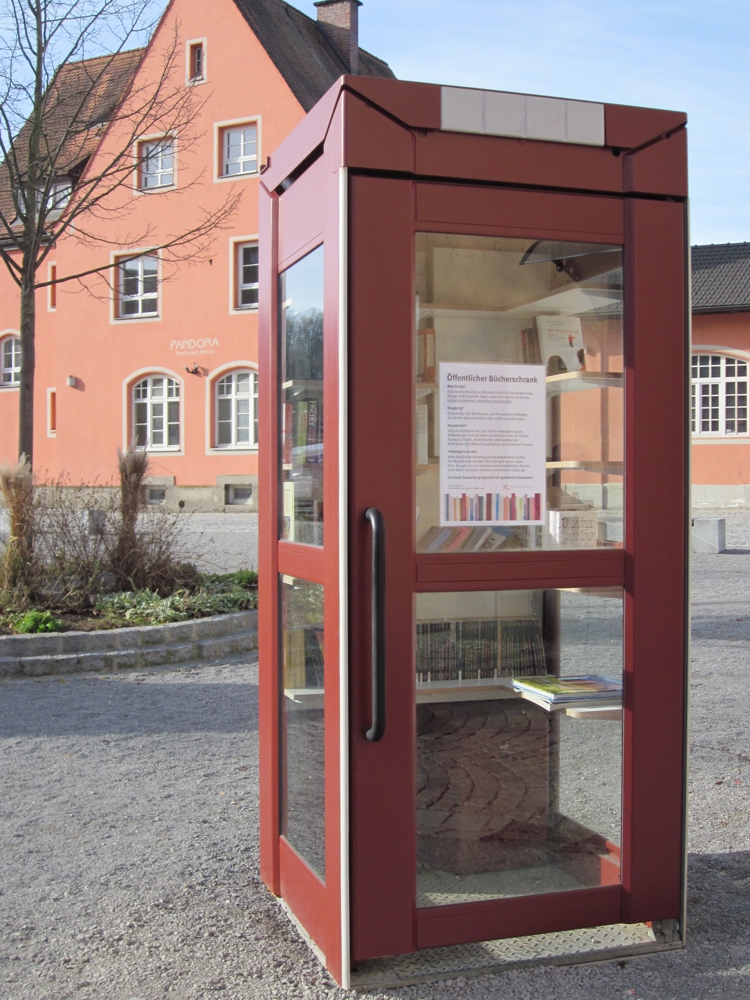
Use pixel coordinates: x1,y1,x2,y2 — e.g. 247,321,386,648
346,176,687,967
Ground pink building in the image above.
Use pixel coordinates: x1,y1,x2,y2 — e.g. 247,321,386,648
691,242,750,505
0,0,392,508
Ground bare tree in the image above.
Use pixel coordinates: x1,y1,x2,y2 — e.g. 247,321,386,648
0,0,242,465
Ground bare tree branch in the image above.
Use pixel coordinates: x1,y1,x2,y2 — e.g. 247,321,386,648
0,0,241,464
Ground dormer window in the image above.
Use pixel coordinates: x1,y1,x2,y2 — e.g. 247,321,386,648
189,42,204,81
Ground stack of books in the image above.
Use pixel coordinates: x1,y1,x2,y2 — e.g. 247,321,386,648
415,618,547,682
511,675,622,713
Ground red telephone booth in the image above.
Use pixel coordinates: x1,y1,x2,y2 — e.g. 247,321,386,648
258,77,689,990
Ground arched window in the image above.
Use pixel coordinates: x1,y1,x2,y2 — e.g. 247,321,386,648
216,369,258,447
1,335,21,385
692,353,748,436
133,375,180,449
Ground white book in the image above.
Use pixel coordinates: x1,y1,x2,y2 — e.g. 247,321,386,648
535,315,585,372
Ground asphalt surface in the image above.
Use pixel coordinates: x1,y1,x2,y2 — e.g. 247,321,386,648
1,512,750,998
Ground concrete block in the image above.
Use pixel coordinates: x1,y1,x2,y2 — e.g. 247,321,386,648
692,517,726,554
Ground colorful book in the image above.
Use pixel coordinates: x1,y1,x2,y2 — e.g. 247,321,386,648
512,674,621,711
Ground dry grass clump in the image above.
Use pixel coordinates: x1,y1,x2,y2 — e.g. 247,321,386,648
0,457,34,598
0,448,199,613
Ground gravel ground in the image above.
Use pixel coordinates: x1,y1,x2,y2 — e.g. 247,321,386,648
181,513,258,574
2,512,750,999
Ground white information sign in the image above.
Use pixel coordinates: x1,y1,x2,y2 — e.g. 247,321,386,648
439,362,547,527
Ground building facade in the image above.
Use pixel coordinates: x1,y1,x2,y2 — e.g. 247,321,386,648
0,0,392,509
691,242,750,505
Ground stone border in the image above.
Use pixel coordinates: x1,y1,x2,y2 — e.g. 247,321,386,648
0,610,257,677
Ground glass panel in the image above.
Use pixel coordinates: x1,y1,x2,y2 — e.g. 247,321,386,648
280,575,325,880
279,245,324,545
416,587,623,908
415,234,624,553
167,401,180,446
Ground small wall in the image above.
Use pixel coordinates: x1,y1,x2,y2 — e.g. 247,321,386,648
0,610,258,677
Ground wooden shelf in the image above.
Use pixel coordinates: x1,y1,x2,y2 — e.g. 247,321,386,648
416,676,516,704
546,371,623,395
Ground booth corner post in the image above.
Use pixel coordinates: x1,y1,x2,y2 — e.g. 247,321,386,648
258,75,688,988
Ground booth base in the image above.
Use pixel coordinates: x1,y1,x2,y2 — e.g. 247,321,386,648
349,923,682,992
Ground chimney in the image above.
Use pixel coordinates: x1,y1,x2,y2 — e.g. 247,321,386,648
314,0,362,74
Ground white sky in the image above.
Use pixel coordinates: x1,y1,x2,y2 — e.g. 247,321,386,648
292,0,750,246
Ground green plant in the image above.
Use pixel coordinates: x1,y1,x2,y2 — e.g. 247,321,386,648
16,609,64,633
95,576,257,627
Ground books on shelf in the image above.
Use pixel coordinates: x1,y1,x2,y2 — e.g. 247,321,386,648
284,397,322,463
418,524,515,553
512,674,622,712
521,327,542,365
416,617,547,682
416,328,436,383
284,627,325,689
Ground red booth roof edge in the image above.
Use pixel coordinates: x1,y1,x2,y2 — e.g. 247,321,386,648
262,75,687,195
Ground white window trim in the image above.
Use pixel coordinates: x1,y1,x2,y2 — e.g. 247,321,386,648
229,234,260,314
123,368,185,454
47,387,57,437
691,348,750,439
110,248,161,323
186,37,207,85
213,116,262,184
0,331,21,389
205,361,258,455
132,133,177,195
47,261,57,311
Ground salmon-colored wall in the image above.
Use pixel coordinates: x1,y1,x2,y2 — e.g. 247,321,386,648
0,0,306,486
691,311,750,486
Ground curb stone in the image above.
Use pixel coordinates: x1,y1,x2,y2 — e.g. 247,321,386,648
0,610,258,677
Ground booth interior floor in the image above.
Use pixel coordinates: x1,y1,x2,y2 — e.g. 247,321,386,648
350,921,669,990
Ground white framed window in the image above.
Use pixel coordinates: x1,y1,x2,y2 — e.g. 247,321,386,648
236,241,259,308
139,138,174,190
692,353,749,436
133,376,180,449
1,335,21,385
117,254,158,318
44,178,72,217
222,123,258,176
216,369,258,447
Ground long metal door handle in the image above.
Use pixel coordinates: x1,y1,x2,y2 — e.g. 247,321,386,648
364,507,385,742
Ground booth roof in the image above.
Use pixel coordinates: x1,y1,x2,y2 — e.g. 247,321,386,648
233,0,395,112
693,242,750,314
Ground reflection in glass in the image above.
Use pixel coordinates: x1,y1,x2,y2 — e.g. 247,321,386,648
280,575,325,880
416,588,623,908
280,245,324,545
415,234,624,553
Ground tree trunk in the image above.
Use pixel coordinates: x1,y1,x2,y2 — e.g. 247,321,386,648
18,261,36,466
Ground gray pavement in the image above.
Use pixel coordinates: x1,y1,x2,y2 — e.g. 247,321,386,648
1,514,750,998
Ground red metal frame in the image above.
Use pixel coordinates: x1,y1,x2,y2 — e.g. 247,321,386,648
259,77,688,984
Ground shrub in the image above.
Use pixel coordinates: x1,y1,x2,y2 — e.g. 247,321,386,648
16,609,64,633
0,454,202,614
